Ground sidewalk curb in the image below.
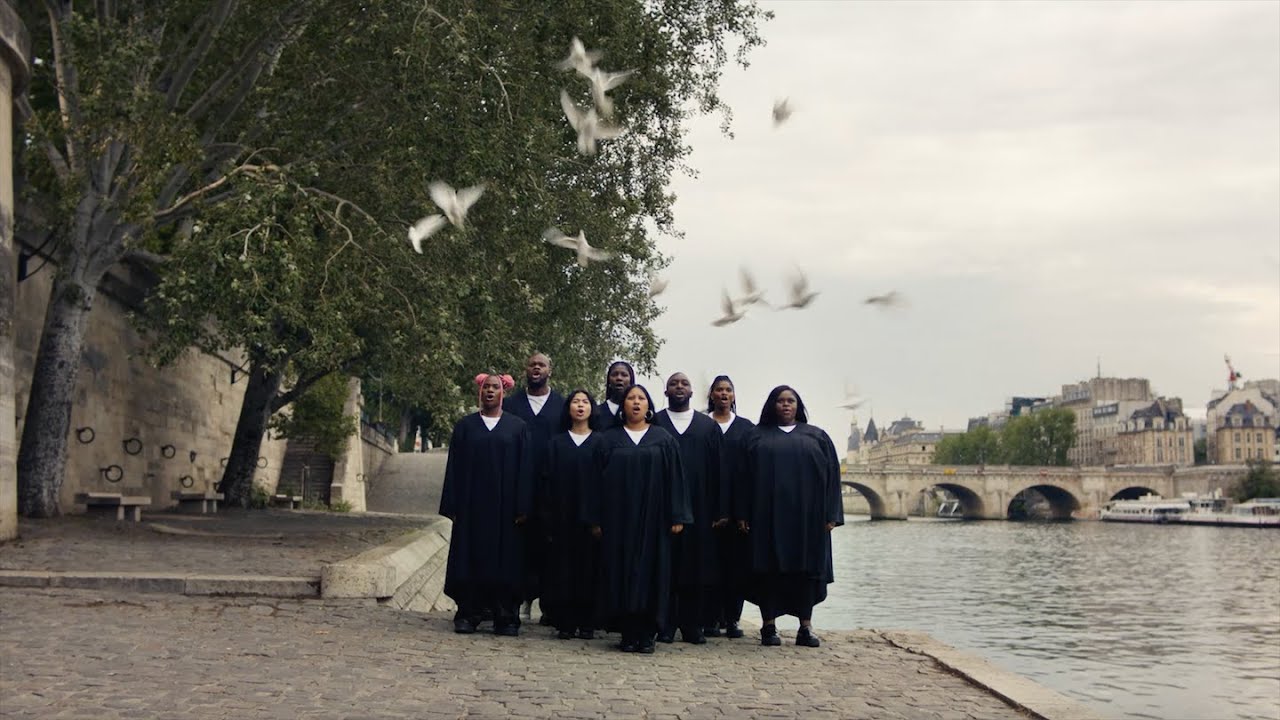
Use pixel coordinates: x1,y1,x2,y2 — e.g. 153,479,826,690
320,517,453,612
878,630,1105,720
0,570,319,598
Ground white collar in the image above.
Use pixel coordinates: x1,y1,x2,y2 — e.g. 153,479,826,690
780,424,797,433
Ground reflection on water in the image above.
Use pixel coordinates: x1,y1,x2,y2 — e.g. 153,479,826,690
822,519,1280,720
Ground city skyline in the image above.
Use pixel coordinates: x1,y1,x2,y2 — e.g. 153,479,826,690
633,0,1280,436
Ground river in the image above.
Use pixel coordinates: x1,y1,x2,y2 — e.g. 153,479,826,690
821,518,1280,720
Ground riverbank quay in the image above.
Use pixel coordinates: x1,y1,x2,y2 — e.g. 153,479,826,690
0,514,1100,720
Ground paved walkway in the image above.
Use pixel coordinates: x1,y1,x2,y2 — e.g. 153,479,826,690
1,510,431,577
0,588,1030,720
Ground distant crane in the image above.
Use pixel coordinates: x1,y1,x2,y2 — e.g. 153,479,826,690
1225,354,1242,390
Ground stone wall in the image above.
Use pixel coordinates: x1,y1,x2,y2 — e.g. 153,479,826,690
1,0,29,540
13,261,289,511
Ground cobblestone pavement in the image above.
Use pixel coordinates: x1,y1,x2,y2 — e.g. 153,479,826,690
0,589,1029,720
0,511,431,577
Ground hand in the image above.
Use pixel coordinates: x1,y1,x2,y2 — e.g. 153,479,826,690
590,525,602,539
514,514,527,526
670,523,684,535
712,517,729,530
737,520,750,533
825,522,836,532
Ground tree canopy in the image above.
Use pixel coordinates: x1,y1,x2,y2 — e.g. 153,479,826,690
933,409,1076,466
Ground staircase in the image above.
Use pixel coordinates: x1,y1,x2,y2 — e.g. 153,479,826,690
365,449,448,515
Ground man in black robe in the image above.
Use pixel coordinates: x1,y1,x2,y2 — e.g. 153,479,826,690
653,372,725,644
592,361,635,430
502,353,565,624
440,373,534,636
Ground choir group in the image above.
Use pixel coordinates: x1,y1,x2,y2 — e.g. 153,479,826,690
439,355,844,654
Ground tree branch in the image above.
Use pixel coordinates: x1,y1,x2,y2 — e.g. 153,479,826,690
153,160,281,222
165,0,239,109
272,353,371,413
45,2,84,174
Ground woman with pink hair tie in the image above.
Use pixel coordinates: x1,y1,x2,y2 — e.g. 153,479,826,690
440,372,535,636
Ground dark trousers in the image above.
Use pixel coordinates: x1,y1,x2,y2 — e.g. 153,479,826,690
620,613,656,645
454,583,521,629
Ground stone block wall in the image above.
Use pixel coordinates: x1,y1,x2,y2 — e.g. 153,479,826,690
13,263,288,512
1,0,29,539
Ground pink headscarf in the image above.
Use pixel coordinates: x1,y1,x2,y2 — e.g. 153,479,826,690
475,373,515,405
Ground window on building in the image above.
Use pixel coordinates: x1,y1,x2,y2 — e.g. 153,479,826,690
1235,448,1242,459
1235,432,1241,442
1258,433,1264,443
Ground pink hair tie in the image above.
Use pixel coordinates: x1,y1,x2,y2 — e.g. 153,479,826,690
474,373,489,387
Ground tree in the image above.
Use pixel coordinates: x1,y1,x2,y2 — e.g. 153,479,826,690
932,425,1001,465
1000,409,1075,466
1194,437,1208,465
1233,459,1279,502
18,1,772,511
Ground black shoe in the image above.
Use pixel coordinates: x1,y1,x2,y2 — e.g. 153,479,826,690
454,618,477,634
577,628,595,640
795,627,821,648
682,630,707,645
760,624,781,646
638,638,656,654
656,632,675,644
725,622,744,639
619,639,638,653
495,624,520,637
557,629,574,640
704,625,722,638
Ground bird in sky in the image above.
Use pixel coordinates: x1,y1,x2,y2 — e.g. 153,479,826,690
556,36,603,75
647,270,669,298
582,67,635,117
839,381,866,410
560,90,624,156
428,181,485,229
736,267,769,308
773,98,793,127
712,289,746,327
407,214,447,253
864,290,904,308
542,227,613,267
781,268,819,309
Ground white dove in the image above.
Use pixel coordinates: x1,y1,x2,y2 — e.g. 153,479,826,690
838,398,867,411
647,270,669,298
407,214,447,254
560,90,624,156
582,67,635,117
773,98,793,127
864,290,903,308
542,227,613,267
736,267,769,307
556,36,603,75
711,289,746,327
839,383,866,411
428,181,485,228
781,268,819,309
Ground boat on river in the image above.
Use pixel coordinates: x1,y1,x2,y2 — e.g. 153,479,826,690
1101,494,1280,527
937,500,963,519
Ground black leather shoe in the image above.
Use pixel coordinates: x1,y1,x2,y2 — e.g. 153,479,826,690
453,618,477,634
495,624,520,637
619,639,638,653
704,625,722,638
682,630,707,645
656,632,675,644
557,629,574,640
724,622,744,639
577,628,595,640
795,627,821,648
760,624,781,646
638,638,656,654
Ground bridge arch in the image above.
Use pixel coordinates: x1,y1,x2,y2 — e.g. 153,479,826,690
842,481,888,519
1008,483,1081,520
928,482,986,519
1110,486,1159,501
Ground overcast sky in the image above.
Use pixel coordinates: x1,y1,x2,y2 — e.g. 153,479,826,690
631,0,1280,440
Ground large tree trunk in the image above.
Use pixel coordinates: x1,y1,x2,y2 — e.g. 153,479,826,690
217,359,285,507
16,267,102,517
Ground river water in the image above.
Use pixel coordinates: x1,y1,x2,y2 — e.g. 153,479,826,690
821,519,1280,720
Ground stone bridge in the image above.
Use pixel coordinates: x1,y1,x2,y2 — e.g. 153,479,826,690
842,464,1249,520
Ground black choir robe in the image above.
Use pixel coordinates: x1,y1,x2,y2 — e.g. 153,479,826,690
540,431,602,628
653,409,724,588
439,412,534,604
585,425,693,625
502,388,565,601
719,415,756,604
739,424,844,607
592,400,622,431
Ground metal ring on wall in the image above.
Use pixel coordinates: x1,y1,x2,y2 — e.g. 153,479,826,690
256,456,268,468
101,465,124,483
123,438,143,455
76,427,96,444
189,450,198,463
179,475,195,489
161,444,176,459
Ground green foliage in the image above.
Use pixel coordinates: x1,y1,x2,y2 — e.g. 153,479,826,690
1194,437,1208,465
1233,460,1280,502
269,374,356,461
933,409,1076,466
249,484,271,510
329,499,354,513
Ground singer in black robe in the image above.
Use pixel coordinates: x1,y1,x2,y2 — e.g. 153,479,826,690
592,360,635,431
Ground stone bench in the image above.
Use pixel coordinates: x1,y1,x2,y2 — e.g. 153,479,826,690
75,493,151,522
170,490,225,514
271,494,302,510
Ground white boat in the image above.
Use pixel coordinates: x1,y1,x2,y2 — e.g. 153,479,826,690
1100,495,1189,523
